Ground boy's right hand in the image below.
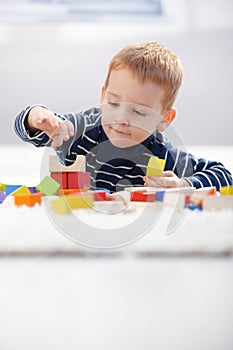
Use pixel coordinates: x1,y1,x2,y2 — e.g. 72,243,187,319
26,106,74,148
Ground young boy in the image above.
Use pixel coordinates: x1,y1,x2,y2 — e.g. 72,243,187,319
14,41,232,193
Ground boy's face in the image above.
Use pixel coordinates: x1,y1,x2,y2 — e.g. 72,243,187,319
101,68,174,148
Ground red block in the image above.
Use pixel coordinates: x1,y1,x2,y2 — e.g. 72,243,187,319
93,191,109,201
131,191,156,202
51,172,67,189
185,195,191,205
67,172,91,190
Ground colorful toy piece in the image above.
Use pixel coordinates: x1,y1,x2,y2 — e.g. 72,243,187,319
28,187,38,194
50,172,67,189
65,193,94,209
57,189,88,196
10,185,31,196
0,190,6,203
51,197,72,215
14,192,42,207
220,186,233,195
49,155,86,172
36,176,60,196
67,172,90,190
51,193,94,214
131,191,156,202
5,185,22,195
92,190,110,201
146,157,165,177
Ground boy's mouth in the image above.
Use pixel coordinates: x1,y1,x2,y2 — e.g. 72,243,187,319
110,126,130,136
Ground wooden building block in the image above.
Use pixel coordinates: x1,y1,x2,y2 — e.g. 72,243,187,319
28,187,38,193
14,193,42,207
0,183,5,191
64,193,94,209
92,190,110,201
49,155,85,172
67,172,91,190
0,190,6,203
58,189,88,196
51,197,72,215
220,186,233,195
10,185,31,196
36,176,60,196
202,195,233,211
146,157,165,177
131,191,156,202
5,185,22,195
50,172,68,189
191,186,217,204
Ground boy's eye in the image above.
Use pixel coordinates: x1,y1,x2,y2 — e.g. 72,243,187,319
108,101,120,107
133,109,147,117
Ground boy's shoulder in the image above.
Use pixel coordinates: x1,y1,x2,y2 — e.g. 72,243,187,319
79,106,101,122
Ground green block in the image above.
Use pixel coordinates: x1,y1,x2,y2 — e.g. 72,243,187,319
36,176,60,196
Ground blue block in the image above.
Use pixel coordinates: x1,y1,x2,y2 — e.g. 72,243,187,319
5,185,21,195
186,204,203,211
156,190,165,202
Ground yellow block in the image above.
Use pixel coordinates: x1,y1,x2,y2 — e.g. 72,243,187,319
10,186,31,196
220,186,233,195
0,183,7,192
51,197,72,215
65,194,94,209
51,194,94,215
146,157,165,177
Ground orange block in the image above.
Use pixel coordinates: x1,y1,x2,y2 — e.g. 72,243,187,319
58,189,88,196
207,188,217,195
14,193,42,207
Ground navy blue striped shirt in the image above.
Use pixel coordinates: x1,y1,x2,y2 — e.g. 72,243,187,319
15,105,233,192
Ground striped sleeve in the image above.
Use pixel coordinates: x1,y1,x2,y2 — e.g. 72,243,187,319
14,105,53,147
157,134,233,191
183,157,233,190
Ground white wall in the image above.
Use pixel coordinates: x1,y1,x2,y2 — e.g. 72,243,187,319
0,0,233,145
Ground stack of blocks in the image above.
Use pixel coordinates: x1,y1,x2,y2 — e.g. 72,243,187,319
49,155,90,191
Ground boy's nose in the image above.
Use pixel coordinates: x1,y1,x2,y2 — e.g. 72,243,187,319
113,105,130,125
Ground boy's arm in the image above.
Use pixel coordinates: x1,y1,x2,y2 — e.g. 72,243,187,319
15,105,74,148
144,149,232,191
182,157,233,190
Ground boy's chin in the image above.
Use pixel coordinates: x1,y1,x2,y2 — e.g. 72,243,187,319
109,137,139,148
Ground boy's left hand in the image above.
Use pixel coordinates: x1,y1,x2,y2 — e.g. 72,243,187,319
143,171,190,188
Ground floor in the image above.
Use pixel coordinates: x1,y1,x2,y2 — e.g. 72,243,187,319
0,256,233,350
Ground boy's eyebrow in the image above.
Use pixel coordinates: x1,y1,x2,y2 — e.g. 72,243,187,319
107,92,154,110
107,92,121,99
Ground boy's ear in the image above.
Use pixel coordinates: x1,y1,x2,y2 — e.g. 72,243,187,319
100,86,105,104
157,108,176,132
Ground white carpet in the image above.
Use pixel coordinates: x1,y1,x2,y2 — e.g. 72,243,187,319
0,144,233,255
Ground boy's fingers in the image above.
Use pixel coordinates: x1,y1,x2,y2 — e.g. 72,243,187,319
143,175,166,188
33,114,60,131
51,134,64,148
50,120,74,148
66,120,75,137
